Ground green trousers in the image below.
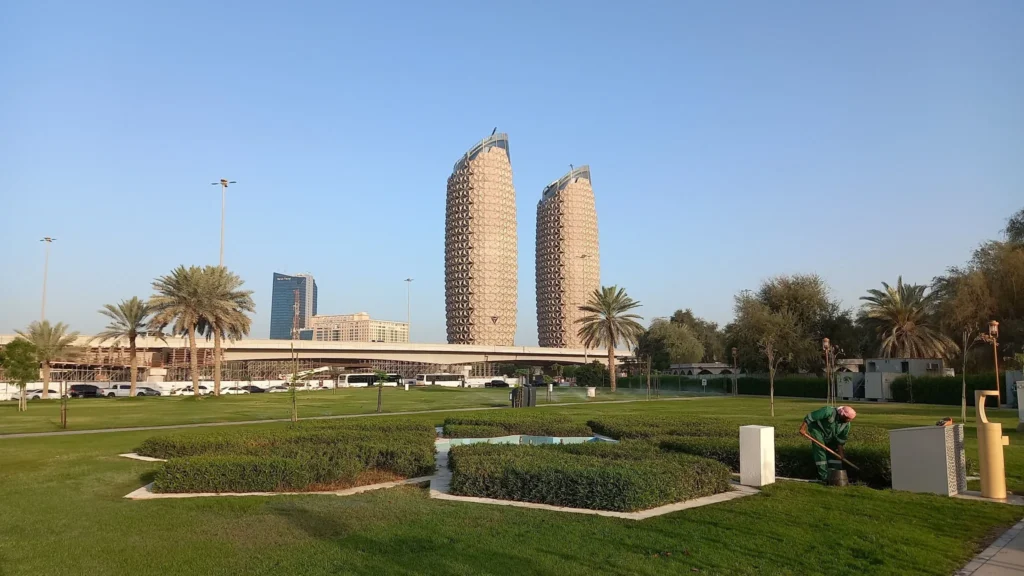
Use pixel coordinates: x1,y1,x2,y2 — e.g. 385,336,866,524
809,428,843,482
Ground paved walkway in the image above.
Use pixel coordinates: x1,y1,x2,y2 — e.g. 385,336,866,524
0,396,699,440
959,520,1024,575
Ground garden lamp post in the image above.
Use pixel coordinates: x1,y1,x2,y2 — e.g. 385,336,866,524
404,278,413,341
980,321,1001,405
732,347,738,396
823,338,833,405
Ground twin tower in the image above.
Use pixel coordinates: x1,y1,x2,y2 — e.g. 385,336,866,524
444,132,600,348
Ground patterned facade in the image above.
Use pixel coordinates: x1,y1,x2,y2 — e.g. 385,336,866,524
535,166,600,348
445,133,518,345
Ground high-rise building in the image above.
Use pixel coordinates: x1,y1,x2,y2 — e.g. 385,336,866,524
269,273,317,339
445,133,518,345
309,313,409,343
535,165,600,348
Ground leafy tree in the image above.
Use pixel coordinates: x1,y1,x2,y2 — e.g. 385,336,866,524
94,297,155,398
858,277,958,359
149,265,210,395
562,365,579,379
670,309,726,362
933,270,994,421
3,339,39,412
1006,207,1024,246
634,330,671,371
648,319,703,364
576,286,645,391
730,295,807,416
197,266,255,396
15,321,80,400
495,363,517,377
575,361,608,387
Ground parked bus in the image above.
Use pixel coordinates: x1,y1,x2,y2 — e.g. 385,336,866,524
413,373,466,388
340,373,402,388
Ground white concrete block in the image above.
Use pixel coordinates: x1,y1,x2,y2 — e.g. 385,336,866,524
740,425,775,487
889,425,966,496
586,387,596,398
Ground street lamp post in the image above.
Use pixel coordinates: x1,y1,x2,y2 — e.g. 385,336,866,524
404,278,413,342
822,338,832,406
980,321,1001,405
732,347,738,396
210,179,236,266
40,237,56,321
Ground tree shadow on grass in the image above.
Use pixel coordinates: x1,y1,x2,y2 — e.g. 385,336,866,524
265,495,554,576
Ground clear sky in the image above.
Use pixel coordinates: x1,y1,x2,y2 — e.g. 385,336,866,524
2,1,1022,345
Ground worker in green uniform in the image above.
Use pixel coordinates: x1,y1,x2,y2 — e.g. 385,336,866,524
798,405,857,482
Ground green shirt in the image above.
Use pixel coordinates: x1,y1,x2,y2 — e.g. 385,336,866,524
804,406,850,445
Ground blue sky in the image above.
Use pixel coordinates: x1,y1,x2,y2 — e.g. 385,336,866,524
1,1,1022,345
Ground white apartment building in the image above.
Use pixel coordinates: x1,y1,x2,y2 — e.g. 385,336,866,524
309,313,409,343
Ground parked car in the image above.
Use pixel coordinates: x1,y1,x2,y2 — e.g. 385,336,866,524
222,387,250,395
135,387,162,397
267,385,290,393
16,388,61,400
173,385,210,396
241,385,265,393
485,380,510,388
105,384,134,397
69,384,105,398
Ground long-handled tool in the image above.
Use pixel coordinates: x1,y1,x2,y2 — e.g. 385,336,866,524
801,432,861,471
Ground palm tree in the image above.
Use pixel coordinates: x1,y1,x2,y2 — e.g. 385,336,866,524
15,321,80,399
94,297,155,397
197,266,254,396
859,276,958,359
576,286,645,392
149,266,210,396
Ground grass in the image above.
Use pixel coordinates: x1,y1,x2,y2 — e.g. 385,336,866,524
0,398,1021,575
0,386,700,435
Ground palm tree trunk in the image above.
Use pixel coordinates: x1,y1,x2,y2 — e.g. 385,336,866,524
129,336,138,398
213,330,222,396
42,362,51,400
607,345,616,392
188,327,200,397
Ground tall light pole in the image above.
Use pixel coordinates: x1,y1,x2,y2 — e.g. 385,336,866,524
404,278,414,342
210,179,236,266
40,237,56,321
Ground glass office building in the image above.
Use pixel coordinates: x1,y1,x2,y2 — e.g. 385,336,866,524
269,273,318,339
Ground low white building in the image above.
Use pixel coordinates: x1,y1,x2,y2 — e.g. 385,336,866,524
309,313,409,344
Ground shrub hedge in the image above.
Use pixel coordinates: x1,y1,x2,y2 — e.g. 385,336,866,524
608,375,732,393
441,412,592,438
141,420,436,493
447,441,731,512
588,414,893,486
890,373,1002,406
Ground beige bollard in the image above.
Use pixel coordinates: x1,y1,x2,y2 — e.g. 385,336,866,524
976,390,1010,499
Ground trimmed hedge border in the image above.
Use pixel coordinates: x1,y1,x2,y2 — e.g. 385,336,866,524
141,420,436,494
588,414,894,487
890,373,1002,406
447,441,731,512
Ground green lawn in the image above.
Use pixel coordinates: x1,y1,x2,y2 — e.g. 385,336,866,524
0,397,1020,575
0,386,695,435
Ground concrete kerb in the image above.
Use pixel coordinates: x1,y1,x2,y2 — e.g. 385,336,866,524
957,519,1024,575
119,434,761,518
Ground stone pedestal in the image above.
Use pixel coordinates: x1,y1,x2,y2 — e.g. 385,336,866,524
889,425,966,496
739,425,775,487
586,387,596,398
